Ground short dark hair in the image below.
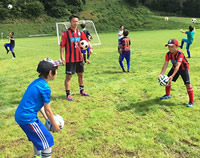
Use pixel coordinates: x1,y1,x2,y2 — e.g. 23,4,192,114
69,14,79,21
120,25,123,29
38,67,57,79
11,32,14,36
189,25,194,31
123,29,129,36
80,23,86,29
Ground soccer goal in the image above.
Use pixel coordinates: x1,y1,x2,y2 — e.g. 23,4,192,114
56,20,101,46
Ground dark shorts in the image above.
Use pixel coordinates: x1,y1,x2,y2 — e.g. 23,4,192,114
168,68,190,84
66,61,84,75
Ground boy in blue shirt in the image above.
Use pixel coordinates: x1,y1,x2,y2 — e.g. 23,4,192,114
179,26,195,58
15,58,62,158
119,29,131,72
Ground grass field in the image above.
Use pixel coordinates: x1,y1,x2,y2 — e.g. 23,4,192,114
1,29,200,158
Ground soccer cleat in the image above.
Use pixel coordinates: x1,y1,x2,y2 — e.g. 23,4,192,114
33,155,41,158
66,95,73,101
12,57,16,59
186,102,194,107
86,59,90,64
80,91,89,96
160,94,171,100
127,69,131,72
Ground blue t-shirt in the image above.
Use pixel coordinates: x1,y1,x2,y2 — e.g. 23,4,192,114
185,31,195,44
15,78,51,125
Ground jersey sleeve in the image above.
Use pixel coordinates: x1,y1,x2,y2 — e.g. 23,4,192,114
165,53,169,61
60,32,67,47
39,86,51,104
177,53,184,63
81,31,88,42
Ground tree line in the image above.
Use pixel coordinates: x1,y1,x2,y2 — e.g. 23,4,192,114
128,0,200,17
0,0,200,21
0,0,86,20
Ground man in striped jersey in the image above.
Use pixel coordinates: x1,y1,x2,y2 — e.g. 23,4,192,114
15,58,62,158
159,39,194,107
60,14,93,101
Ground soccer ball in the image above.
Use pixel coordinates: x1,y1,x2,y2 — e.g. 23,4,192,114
158,75,169,86
80,40,89,50
45,114,64,131
8,4,13,9
192,18,197,23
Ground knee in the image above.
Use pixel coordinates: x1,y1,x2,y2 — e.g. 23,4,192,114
66,75,72,81
185,84,192,88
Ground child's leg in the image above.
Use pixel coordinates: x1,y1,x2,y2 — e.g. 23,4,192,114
165,83,171,95
119,53,125,72
125,52,131,72
180,38,187,49
87,47,90,60
33,144,41,157
186,43,191,58
83,53,86,63
4,43,9,53
41,147,52,158
10,47,16,58
186,84,194,103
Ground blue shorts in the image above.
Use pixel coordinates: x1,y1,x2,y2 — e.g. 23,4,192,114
19,119,54,150
182,38,192,50
119,52,131,62
5,43,14,52
81,47,90,54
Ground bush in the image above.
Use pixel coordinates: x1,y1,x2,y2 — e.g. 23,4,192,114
25,1,44,18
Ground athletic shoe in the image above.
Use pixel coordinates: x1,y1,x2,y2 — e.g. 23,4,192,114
186,102,194,107
121,69,126,72
33,155,41,158
86,59,90,64
80,91,89,96
187,57,191,58
160,94,171,100
6,50,9,54
67,95,73,101
12,57,16,59
127,69,131,72
179,45,183,49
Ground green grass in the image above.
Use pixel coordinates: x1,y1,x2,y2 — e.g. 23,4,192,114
1,29,200,157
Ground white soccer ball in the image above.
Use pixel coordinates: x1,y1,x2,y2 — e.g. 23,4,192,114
45,114,64,131
158,75,169,86
80,40,89,50
192,18,197,23
8,4,13,9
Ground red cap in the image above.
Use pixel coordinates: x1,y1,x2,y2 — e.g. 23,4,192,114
166,39,179,46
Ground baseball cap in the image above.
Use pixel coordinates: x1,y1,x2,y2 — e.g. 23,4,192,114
37,58,62,74
165,39,179,47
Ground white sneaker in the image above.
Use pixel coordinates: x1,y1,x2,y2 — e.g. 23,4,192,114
12,57,16,59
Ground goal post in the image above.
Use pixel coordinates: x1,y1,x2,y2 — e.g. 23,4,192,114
56,20,101,46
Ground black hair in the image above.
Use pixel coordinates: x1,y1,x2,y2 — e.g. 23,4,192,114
80,23,86,29
39,67,58,79
123,29,129,36
69,14,79,21
189,25,194,31
120,25,123,29
11,32,14,36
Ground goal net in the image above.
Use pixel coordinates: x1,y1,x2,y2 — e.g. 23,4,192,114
56,20,101,46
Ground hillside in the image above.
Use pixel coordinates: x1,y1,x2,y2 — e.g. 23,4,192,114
1,0,200,38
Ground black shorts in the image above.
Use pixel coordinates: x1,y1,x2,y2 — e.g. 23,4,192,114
65,61,84,75
168,68,190,84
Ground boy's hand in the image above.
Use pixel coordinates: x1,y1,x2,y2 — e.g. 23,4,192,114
158,74,162,79
180,29,183,32
89,48,93,55
168,76,173,83
61,59,65,65
52,124,61,132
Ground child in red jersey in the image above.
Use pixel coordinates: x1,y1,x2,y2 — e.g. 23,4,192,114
159,39,194,107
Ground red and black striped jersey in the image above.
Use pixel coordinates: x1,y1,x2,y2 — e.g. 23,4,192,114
60,27,88,63
165,50,189,70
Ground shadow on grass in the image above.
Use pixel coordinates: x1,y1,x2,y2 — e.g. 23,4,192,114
101,70,130,74
116,97,185,116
